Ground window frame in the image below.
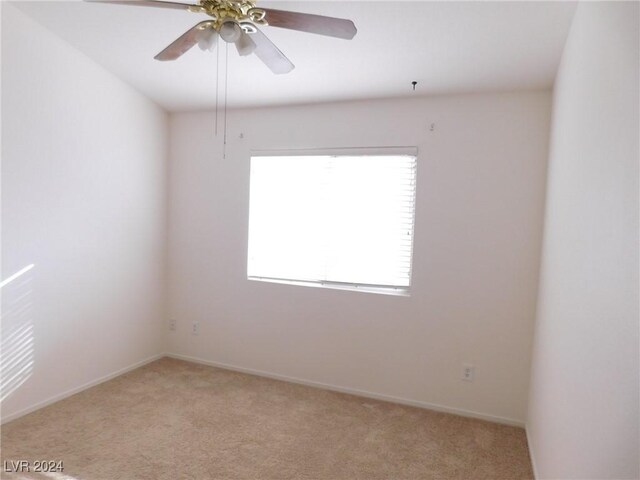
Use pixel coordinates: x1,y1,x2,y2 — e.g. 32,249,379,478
247,146,419,296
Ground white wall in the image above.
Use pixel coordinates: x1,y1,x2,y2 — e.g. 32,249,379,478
168,91,551,425
527,3,639,479
1,3,168,422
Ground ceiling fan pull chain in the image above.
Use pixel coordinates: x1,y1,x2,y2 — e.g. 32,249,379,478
215,42,220,136
223,41,229,160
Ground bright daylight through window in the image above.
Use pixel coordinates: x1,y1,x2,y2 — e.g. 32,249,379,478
247,152,417,294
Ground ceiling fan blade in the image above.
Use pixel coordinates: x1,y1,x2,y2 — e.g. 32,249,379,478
251,27,295,75
262,8,357,40
86,0,198,11
155,21,210,61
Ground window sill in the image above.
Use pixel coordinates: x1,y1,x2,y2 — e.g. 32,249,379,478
248,276,410,297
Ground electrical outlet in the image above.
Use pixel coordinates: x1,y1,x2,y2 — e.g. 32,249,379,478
462,364,475,382
192,321,199,336
168,319,176,331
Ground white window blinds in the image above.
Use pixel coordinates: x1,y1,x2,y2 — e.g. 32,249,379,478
247,153,417,292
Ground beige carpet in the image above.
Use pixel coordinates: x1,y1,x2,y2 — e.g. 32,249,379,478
1,358,533,479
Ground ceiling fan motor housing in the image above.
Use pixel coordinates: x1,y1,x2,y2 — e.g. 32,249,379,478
197,0,267,27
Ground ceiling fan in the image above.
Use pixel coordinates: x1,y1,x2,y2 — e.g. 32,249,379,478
87,0,358,74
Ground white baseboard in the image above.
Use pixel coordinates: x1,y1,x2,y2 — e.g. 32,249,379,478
2,352,526,429
1,353,164,425
165,352,525,428
526,424,539,479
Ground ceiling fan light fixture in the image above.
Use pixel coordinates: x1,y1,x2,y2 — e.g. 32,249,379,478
197,27,218,51
235,32,257,56
219,20,242,43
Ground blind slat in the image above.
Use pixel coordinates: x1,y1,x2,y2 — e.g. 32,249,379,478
248,154,417,290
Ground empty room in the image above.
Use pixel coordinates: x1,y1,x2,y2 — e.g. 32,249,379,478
1,0,638,479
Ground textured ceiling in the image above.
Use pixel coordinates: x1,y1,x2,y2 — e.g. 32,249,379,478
13,1,577,111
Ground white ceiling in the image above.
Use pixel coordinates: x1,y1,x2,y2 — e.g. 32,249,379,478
12,1,577,111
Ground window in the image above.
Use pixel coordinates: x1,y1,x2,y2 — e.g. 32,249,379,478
247,150,417,295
